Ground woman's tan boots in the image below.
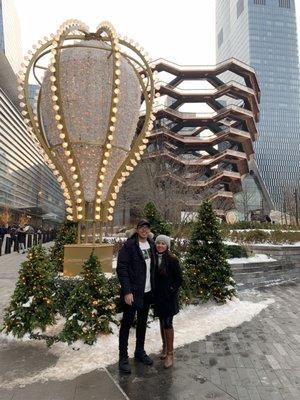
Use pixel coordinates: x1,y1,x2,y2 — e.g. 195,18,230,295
159,320,167,360
164,328,174,368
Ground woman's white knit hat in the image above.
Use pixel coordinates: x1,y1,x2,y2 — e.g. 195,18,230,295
155,234,171,248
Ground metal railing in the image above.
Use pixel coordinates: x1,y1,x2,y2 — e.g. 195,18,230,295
0,232,56,257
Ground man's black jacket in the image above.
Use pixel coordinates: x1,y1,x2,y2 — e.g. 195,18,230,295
116,233,156,309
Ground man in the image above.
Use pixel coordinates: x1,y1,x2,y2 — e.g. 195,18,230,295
117,219,156,373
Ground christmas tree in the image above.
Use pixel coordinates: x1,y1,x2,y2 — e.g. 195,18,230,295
0,206,11,225
59,252,117,345
186,201,236,303
2,246,56,337
49,220,77,272
144,201,171,236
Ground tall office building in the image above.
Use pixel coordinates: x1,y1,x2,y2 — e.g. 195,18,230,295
0,88,65,221
0,0,65,223
216,0,300,207
0,0,22,106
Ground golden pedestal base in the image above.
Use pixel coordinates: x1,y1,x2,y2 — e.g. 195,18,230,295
63,244,114,276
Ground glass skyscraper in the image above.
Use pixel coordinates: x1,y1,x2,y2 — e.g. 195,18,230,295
0,0,65,222
0,0,22,74
0,0,22,106
216,0,300,207
0,87,65,219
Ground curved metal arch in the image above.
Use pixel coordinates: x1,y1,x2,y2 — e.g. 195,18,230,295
20,20,157,226
92,23,121,220
22,40,77,218
52,23,89,220
100,39,156,221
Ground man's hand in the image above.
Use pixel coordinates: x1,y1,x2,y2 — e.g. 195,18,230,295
124,293,134,306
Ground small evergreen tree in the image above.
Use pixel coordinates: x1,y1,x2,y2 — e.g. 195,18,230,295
59,252,117,345
186,201,236,303
49,220,77,272
2,246,56,337
144,201,171,236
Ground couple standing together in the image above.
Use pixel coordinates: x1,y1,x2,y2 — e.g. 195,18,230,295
117,219,182,373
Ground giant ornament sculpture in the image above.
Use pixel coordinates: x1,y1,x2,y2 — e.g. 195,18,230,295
18,20,158,274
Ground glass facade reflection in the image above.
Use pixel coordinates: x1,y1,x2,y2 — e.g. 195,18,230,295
0,0,22,74
0,87,65,219
0,1,64,221
216,0,300,207
0,1,4,51
28,84,38,108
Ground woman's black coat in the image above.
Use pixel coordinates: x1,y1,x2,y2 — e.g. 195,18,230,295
154,251,182,318
116,233,156,309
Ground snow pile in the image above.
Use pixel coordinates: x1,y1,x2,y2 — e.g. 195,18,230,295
229,254,276,264
224,240,300,248
0,296,274,389
230,229,300,233
246,242,300,247
223,240,240,246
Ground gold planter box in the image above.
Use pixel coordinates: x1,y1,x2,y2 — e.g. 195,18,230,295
63,244,114,276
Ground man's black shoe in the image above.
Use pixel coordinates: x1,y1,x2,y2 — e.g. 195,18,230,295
134,351,153,366
118,357,131,373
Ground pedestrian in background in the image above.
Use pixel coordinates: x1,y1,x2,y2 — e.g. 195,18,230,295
17,226,26,254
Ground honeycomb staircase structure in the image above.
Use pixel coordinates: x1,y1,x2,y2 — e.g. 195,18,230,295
138,58,263,216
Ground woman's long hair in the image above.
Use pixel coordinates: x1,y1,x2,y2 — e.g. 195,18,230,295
157,251,168,275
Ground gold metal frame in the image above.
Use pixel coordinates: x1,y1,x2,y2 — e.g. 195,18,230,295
18,19,158,242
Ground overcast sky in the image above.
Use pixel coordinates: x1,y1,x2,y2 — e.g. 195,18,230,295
14,0,300,66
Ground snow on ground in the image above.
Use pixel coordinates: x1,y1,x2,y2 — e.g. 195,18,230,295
228,254,277,264
224,240,300,247
230,229,300,233
0,296,274,389
243,242,300,247
223,240,241,246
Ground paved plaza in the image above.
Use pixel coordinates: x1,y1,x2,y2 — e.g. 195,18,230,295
0,250,299,400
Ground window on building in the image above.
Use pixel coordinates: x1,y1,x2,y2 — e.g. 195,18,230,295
237,0,244,18
279,0,290,8
218,28,223,48
254,0,266,4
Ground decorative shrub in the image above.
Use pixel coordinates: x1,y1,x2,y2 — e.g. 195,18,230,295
226,221,299,230
178,262,193,306
185,201,236,303
2,246,56,337
49,221,77,272
53,275,82,316
227,229,300,244
269,230,300,244
225,245,248,259
59,253,117,345
106,275,121,313
144,201,171,236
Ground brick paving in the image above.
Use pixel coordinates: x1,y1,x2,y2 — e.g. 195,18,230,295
108,283,300,400
0,249,299,399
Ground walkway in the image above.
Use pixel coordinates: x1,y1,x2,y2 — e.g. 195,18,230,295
0,249,299,399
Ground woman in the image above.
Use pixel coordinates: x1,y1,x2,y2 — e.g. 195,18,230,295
154,235,182,368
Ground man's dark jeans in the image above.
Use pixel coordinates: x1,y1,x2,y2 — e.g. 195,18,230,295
119,291,152,358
